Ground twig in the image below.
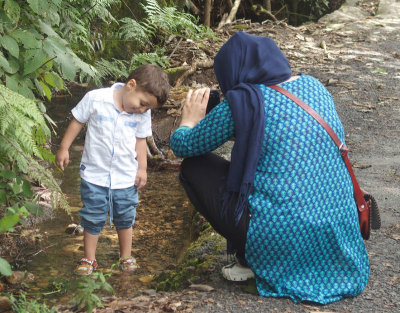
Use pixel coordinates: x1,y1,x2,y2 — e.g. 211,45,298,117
168,37,183,59
174,60,214,87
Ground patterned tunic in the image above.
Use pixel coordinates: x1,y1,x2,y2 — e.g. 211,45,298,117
170,74,369,304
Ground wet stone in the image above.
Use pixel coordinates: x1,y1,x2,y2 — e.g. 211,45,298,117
6,271,34,285
0,296,12,312
65,223,84,235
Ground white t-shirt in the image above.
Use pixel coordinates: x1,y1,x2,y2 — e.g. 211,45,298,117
71,83,152,189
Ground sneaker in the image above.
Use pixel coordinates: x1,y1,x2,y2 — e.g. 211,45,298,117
75,258,98,276
221,262,255,281
120,256,138,272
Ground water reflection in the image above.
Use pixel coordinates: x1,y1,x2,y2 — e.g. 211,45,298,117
26,91,193,302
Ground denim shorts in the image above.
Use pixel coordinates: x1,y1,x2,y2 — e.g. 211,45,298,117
79,179,138,235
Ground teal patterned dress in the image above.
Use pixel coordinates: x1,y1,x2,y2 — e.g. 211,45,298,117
170,74,369,304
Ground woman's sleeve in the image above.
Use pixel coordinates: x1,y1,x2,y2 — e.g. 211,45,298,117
170,99,234,158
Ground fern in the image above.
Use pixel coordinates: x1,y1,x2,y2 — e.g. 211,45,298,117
92,58,130,85
0,84,69,211
119,0,214,47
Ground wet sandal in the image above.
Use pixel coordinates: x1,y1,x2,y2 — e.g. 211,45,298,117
221,262,255,281
75,258,98,276
120,256,138,272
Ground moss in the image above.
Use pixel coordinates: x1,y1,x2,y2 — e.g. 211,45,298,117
153,223,225,291
233,25,248,30
164,66,190,86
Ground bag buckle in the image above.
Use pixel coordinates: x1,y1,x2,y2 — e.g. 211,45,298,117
339,143,348,156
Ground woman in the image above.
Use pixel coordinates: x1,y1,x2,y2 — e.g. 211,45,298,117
169,31,369,304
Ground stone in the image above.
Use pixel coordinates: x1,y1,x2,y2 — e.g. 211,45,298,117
0,296,12,312
6,271,35,285
65,224,84,235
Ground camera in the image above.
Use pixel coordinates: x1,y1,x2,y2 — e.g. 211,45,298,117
206,89,221,114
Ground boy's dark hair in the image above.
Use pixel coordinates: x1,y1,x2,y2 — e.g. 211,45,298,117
126,64,170,106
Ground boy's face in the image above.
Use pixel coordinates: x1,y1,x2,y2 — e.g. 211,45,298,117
122,79,159,114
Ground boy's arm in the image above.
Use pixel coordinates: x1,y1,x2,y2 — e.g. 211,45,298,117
56,118,84,171
134,137,147,190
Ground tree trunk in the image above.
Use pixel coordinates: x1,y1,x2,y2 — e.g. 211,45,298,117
263,0,271,12
204,0,212,27
218,0,241,28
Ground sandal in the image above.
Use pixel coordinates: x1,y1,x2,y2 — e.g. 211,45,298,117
75,258,98,276
221,262,255,281
120,256,138,272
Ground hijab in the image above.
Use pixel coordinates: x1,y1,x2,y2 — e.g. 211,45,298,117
214,31,291,225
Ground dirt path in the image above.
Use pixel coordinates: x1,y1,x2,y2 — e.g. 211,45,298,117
68,1,399,312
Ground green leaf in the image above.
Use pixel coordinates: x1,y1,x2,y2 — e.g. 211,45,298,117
27,0,40,14
22,179,33,198
1,170,16,179
0,213,19,233
4,0,20,24
1,34,19,58
39,81,52,100
5,74,18,91
24,201,43,215
43,72,63,89
0,189,6,204
2,56,19,74
0,51,10,69
37,18,58,37
12,181,21,194
43,72,55,87
10,29,42,49
0,257,12,276
23,49,46,76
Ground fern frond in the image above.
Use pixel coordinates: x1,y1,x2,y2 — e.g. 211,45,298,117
0,84,69,212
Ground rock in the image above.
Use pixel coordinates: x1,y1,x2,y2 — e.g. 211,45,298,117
0,296,12,312
6,271,34,285
142,289,157,296
189,284,214,292
65,224,84,235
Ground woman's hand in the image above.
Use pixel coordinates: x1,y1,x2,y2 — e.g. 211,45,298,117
180,87,210,128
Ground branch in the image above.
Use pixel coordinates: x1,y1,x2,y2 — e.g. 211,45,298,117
187,0,200,15
174,60,214,87
217,0,241,29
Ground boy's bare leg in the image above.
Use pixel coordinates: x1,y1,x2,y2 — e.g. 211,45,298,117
83,231,99,260
117,227,133,258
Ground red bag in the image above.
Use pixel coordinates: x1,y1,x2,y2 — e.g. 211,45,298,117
270,85,381,239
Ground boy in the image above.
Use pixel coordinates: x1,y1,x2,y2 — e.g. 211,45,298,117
56,64,170,275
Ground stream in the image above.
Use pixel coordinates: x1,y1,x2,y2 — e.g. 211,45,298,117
25,89,194,304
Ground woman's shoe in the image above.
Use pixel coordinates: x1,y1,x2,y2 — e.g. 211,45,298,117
75,258,98,276
120,256,138,272
221,262,255,281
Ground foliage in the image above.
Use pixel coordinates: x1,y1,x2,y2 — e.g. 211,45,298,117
70,272,114,313
93,49,170,84
0,0,97,100
300,0,330,19
119,0,213,49
0,85,67,212
8,293,57,313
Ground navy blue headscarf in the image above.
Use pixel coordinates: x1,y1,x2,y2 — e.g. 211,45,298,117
214,31,291,225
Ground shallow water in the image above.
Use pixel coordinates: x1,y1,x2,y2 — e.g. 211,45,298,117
25,91,194,303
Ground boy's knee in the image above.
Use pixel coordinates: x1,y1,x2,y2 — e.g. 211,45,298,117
81,218,105,235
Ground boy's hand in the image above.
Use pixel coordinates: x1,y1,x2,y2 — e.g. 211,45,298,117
56,148,70,171
135,169,147,190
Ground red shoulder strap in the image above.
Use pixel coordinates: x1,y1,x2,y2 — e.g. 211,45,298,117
269,85,367,213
